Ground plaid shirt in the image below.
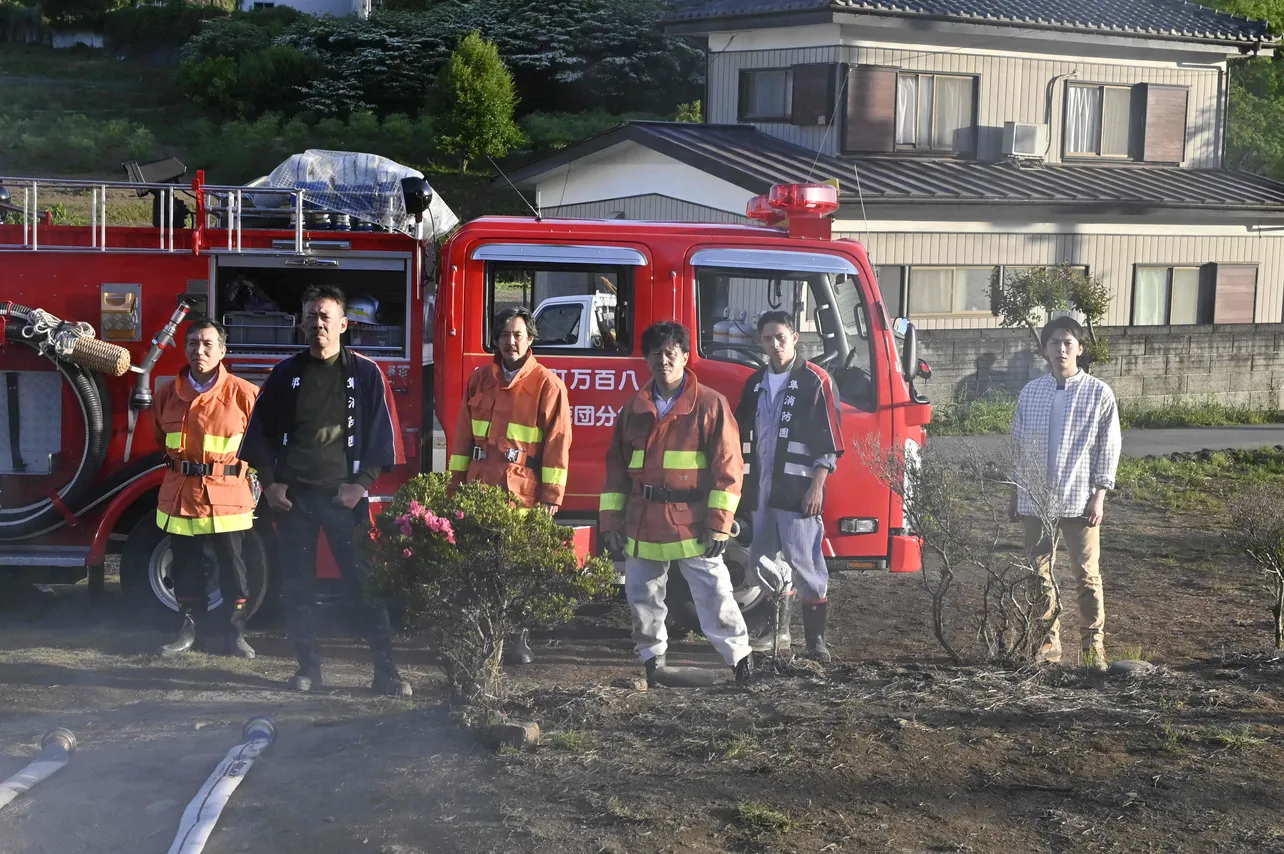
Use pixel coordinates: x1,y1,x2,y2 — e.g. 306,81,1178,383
1011,371,1121,518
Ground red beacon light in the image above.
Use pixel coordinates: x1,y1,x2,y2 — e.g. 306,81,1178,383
745,193,786,226
748,182,839,240
767,182,840,217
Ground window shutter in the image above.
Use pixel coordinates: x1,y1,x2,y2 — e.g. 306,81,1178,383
1214,265,1257,324
1141,84,1188,164
791,64,834,126
843,66,897,153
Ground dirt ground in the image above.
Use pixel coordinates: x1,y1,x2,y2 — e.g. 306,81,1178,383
2,495,1283,854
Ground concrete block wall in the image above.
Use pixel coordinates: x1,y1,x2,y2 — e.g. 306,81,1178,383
917,324,1284,410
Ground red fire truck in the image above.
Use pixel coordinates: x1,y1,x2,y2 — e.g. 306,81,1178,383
0,162,929,642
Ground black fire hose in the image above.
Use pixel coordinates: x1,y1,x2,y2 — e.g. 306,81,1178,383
0,303,113,540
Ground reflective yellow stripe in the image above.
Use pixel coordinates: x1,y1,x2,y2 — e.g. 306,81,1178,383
203,433,243,455
627,537,704,561
628,449,645,469
448,454,471,472
600,493,627,511
542,466,568,486
708,490,740,513
471,419,490,438
156,509,254,536
506,422,544,443
165,432,182,450
663,450,707,470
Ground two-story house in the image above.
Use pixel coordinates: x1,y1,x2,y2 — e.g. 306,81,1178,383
507,0,1284,407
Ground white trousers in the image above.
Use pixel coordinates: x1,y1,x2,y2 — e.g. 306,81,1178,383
624,554,752,667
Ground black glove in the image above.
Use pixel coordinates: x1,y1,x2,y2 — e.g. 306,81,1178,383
603,530,627,559
702,530,729,559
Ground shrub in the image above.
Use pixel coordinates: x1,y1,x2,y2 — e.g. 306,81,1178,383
1225,483,1284,648
518,110,660,153
103,0,227,52
432,31,524,172
175,55,242,115
178,16,271,64
370,476,615,708
989,263,1113,369
0,113,157,173
38,0,118,28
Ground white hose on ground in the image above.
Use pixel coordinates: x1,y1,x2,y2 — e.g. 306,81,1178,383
0,728,76,811
167,716,277,854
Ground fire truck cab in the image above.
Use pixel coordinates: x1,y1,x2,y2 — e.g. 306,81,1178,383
0,166,929,644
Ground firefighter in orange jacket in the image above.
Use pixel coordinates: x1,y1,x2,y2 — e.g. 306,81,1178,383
448,306,572,664
599,321,754,686
152,318,260,659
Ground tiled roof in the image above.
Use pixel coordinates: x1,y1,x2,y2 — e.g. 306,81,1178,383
666,0,1274,45
508,122,1284,211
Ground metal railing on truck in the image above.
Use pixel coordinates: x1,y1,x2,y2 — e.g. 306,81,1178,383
0,175,348,255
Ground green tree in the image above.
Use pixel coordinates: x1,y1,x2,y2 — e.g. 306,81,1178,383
989,263,1113,368
432,30,524,173
674,100,702,122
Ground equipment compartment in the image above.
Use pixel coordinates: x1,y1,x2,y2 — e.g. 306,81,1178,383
213,254,411,359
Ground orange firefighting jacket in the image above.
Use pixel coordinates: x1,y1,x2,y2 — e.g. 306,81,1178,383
448,354,572,508
599,370,743,561
153,364,260,536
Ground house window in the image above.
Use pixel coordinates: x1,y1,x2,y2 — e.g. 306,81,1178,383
909,266,994,315
1133,266,1206,325
1066,83,1132,158
875,265,907,319
895,74,976,153
739,69,793,122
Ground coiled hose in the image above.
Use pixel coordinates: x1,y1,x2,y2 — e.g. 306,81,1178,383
0,302,113,540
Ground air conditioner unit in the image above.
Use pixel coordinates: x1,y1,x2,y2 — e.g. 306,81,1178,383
1002,122,1048,158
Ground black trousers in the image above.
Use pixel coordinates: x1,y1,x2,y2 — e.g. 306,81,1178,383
274,485,395,667
168,529,250,607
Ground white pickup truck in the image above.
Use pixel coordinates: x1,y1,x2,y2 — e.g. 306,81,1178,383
532,293,618,349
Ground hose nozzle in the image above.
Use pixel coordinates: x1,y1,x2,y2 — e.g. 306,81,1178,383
243,716,277,744
40,728,76,755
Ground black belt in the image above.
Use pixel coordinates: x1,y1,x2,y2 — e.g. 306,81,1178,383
165,456,243,477
472,445,540,470
639,484,704,504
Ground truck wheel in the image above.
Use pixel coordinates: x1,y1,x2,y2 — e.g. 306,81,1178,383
663,543,775,647
120,515,270,623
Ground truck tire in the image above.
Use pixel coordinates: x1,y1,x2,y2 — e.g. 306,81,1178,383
120,515,270,623
663,543,775,647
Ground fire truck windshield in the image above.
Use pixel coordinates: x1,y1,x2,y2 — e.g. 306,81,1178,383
696,267,876,412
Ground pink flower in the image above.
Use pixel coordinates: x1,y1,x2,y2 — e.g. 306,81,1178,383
454,511,465,520
395,514,413,537
403,548,414,558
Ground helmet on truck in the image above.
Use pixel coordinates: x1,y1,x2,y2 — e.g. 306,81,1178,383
346,294,379,325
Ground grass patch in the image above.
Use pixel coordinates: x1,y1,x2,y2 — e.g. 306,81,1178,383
717,733,760,761
604,796,648,824
1121,399,1284,430
1202,726,1266,751
1109,645,1153,664
544,729,596,753
928,390,1016,436
1115,448,1284,514
928,389,1284,438
733,801,795,834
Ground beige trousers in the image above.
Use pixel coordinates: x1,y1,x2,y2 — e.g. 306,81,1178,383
1022,516,1104,658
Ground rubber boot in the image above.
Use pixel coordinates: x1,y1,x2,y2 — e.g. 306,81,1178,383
371,645,412,697
734,653,755,683
226,600,255,660
802,602,833,664
158,607,197,656
644,653,666,689
289,642,322,692
505,629,534,666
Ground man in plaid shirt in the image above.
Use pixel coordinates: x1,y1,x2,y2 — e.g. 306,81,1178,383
1008,316,1122,668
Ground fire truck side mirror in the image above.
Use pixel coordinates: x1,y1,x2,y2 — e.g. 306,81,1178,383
894,318,920,381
